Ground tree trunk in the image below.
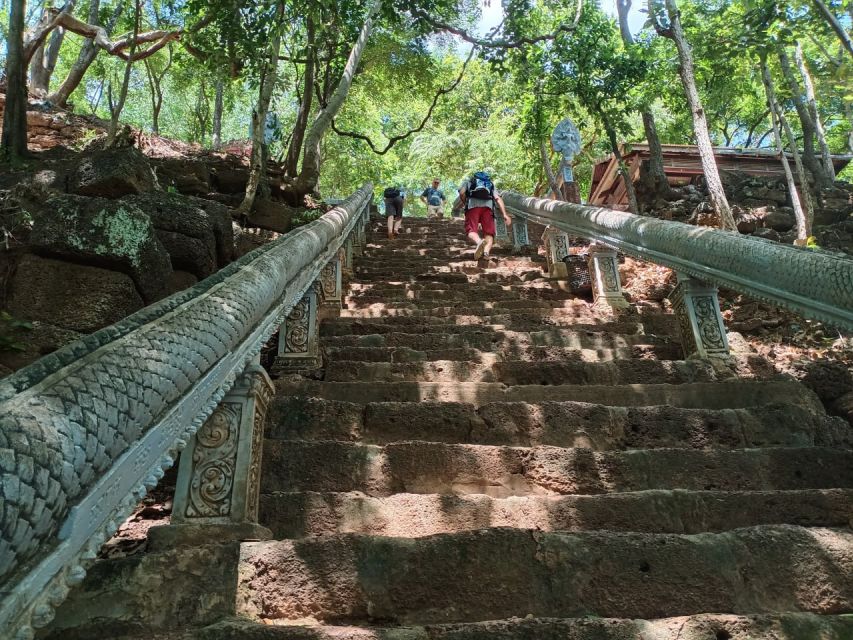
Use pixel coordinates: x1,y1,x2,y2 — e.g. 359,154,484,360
811,0,853,60
107,0,140,145
290,0,382,198
238,1,286,214
284,15,315,177
777,45,832,189
656,0,736,231
760,55,812,240
600,111,640,214
212,79,224,150
540,141,562,199
2,0,29,162
49,0,122,107
794,42,835,182
616,0,673,203
616,0,633,45
30,19,67,95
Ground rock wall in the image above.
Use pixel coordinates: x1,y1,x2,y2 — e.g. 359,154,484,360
641,171,853,252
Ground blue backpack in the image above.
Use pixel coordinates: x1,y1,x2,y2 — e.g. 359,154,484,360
468,172,494,200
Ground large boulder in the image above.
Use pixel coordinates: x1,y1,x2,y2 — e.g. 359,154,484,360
6,253,145,334
212,165,249,194
761,209,796,232
152,158,212,197
29,194,172,302
124,192,235,278
69,147,158,198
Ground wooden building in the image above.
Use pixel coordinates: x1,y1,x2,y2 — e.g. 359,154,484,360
588,143,852,209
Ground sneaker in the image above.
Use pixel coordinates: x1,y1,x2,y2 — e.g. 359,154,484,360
473,240,485,260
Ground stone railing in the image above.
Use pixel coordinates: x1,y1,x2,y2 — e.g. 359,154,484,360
502,192,853,357
0,184,372,639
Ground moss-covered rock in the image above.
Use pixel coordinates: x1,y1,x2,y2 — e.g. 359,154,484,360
29,194,172,302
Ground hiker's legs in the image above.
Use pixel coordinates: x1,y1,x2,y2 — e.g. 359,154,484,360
394,215,403,233
387,214,395,237
464,208,483,244
482,234,495,255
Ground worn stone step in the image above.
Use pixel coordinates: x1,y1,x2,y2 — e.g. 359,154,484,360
259,489,853,538
349,281,561,293
320,316,644,337
266,397,851,449
320,329,671,350
344,289,572,303
321,358,716,385
274,379,821,410
261,441,853,496
238,526,853,624
352,271,545,284
322,343,683,363
338,304,607,318
86,614,853,639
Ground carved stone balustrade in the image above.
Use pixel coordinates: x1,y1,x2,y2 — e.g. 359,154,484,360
273,284,322,374
0,184,373,639
151,360,274,546
587,243,629,310
511,215,530,251
503,191,853,332
670,274,729,359
494,213,509,242
542,226,570,278
318,255,343,318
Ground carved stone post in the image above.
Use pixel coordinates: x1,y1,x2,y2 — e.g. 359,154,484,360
511,215,530,251
150,359,274,547
587,243,629,310
542,226,570,278
272,285,322,373
341,237,354,280
494,212,509,242
351,217,365,257
670,273,730,359
318,255,343,319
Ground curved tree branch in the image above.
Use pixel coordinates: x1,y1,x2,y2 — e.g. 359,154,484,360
330,44,476,154
408,1,582,49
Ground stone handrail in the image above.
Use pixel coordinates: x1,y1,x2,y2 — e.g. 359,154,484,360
0,183,373,639
503,192,853,331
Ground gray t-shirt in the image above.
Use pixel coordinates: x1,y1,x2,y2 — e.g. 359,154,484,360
459,181,501,211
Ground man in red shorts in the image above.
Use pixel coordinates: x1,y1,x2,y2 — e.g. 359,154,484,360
459,171,512,261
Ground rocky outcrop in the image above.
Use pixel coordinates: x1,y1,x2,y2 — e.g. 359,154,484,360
124,192,234,279
29,193,172,302
6,254,144,333
69,147,158,199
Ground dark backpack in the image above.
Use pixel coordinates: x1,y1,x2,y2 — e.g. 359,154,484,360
383,187,401,199
468,172,494,200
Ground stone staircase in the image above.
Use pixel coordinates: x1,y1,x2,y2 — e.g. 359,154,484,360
249,217,853,637
46,216,853,639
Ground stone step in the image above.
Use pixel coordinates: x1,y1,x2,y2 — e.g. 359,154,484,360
344,289,573,303
320,328,672,350
352,271,545,284
107,614,853,640
265,397,851,449
261,441,853,496
274,379,821,410
321,358,717,385
238,526,853,624
320,316,644,337
259,489,853,538
322,343,684,363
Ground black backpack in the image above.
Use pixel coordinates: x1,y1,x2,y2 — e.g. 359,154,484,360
383,187,401,199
